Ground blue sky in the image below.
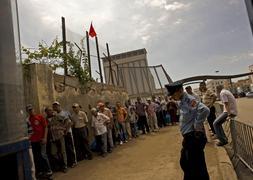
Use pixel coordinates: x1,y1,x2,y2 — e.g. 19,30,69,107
18,0,253,82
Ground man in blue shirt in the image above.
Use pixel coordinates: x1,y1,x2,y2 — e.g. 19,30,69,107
166,82,210,180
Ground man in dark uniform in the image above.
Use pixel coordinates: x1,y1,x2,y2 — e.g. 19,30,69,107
165,82,210,180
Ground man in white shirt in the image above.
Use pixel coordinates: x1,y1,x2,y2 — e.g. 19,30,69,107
147,99,159,132
98,102,114,153
71,103,93,160
91,108,110,157
213,88,238,146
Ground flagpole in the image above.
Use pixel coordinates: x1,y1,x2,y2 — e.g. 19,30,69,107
106,43,114,86
86,31,92,79
95,36,103,83
62,17,67,77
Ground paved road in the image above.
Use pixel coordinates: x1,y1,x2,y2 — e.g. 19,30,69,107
54,126,221,180
236,97,253,126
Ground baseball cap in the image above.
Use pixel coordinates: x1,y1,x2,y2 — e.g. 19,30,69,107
97,102,105,107
26,104,33,111
52,101,60,105
91,108,97,113
72,103,79,108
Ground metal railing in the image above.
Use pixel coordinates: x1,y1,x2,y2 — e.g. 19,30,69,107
224,119,253,173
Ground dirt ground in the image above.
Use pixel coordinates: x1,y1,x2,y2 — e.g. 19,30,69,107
52,98,253,180
54,126,221,180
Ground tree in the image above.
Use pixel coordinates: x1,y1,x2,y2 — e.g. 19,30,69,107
22,38,93,88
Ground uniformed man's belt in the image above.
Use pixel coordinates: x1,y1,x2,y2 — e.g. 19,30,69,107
183,131,195,138
183,131,205,138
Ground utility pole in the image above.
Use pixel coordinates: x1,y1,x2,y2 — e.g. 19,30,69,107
86,31,92,78
106,43,114,85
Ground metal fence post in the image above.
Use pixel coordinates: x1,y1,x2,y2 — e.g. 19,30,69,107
230,119,238,159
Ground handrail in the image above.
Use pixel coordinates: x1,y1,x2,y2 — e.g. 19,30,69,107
225,119,253,173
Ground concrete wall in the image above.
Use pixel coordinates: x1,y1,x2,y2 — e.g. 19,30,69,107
23,64,129,114
54,78,129,113
23,64,55,113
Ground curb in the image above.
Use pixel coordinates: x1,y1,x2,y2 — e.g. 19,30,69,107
205,124,238,180
216,146,238,180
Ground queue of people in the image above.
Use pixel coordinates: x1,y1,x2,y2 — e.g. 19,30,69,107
26,96,179,179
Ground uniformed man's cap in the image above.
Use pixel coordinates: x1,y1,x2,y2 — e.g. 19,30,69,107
165,82,183,96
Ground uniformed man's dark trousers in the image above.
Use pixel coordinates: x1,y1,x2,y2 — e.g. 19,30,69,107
180,132,209,180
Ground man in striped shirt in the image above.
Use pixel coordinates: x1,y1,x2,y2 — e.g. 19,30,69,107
199,82,217,136
45,107,68,172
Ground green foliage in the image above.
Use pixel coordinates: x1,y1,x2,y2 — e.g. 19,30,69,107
22,38,92,87
66,42,92,86
22,39,63,71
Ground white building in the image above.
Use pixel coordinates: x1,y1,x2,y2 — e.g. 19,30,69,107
206,79,228,95
102,48,156,97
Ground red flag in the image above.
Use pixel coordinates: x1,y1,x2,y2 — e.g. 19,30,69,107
89,23,97,38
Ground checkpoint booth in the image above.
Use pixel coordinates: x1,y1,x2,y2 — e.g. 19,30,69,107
0,0,31,179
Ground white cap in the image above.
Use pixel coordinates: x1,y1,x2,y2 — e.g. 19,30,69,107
52,101,60,105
